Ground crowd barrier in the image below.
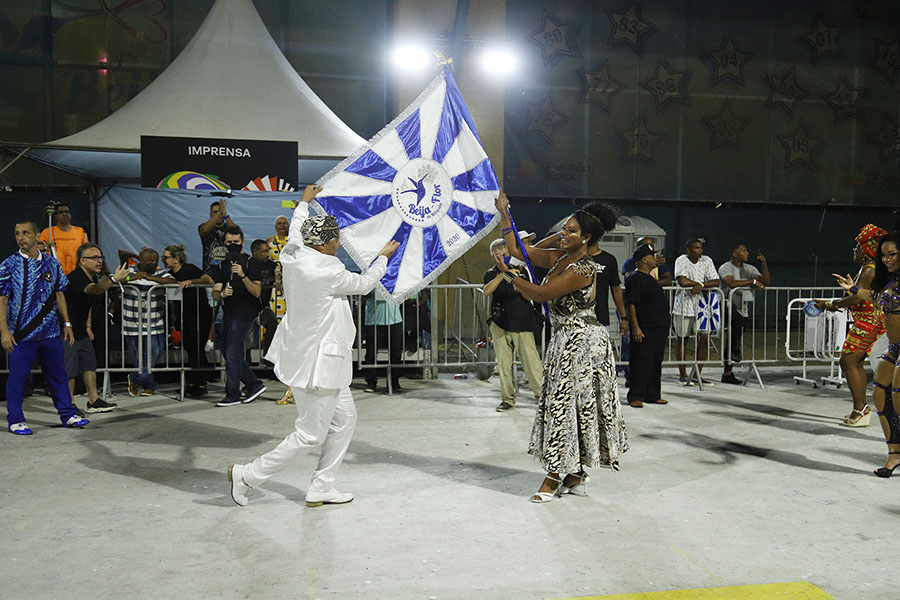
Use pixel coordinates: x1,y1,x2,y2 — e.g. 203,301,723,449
1,280,854,399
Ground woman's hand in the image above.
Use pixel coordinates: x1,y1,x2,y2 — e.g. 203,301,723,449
494,190,511,226
833,273,854,291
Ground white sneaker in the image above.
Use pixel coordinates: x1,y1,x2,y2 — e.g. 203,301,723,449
228,464,250,506
205,339,215,352
9,422,33,435
305,489,353,508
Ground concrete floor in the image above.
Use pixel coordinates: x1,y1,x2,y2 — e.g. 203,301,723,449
0,368,894,600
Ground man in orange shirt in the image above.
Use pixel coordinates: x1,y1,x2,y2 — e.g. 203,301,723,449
40,203,88,274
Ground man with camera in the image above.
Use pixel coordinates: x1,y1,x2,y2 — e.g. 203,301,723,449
211,226,266,407
483,239,543,412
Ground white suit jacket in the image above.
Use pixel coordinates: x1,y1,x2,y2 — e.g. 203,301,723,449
266,203,388,390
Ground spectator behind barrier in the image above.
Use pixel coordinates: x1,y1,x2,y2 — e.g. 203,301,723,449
120,248,174,397
199,198,236,273
167,245,214,398
718,243,770,385
673,237,719,386
40,202,88,274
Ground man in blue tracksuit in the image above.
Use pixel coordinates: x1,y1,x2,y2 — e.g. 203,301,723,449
0,220,89,434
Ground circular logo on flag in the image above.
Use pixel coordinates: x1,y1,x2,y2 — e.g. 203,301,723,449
391,158,453,228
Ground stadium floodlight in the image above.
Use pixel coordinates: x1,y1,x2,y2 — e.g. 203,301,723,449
479,46,519,77
390,43,434,72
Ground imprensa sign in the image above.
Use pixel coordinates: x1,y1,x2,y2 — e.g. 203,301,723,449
141,135,298,192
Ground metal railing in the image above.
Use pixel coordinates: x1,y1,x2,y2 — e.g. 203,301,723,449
1,281,861,399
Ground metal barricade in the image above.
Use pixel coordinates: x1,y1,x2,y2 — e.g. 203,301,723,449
717,286,845,390
352,284,498,394
659,286,726,390
0,279,857,401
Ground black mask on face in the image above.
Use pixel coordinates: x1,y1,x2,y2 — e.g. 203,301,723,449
226,243,242,254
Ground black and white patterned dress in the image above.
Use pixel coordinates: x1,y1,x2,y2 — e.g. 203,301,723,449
528,256,629,473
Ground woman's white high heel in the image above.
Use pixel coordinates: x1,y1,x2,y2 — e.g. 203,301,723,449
561,472,590,496
530,475,562,503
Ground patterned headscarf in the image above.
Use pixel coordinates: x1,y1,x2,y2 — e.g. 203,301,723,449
300,215,340,246
855,223,887,258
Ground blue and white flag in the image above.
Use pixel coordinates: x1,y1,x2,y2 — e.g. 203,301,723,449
314,69,500,304
697,291,721,332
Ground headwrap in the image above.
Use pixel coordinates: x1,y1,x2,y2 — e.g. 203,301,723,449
633,243,656,262
300,215,340,246
855,224,887,258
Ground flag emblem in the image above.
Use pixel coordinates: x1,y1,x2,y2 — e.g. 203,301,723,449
697,291,721,332
314,69,500,304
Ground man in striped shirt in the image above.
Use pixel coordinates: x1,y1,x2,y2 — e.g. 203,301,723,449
121,248,173,396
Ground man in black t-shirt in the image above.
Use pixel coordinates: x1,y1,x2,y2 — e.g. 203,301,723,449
164,245,214,397
211,226,266,407
625,244,671,408
65,243,129,413
483,240,543,412
199,199,237,273
588,245,628,336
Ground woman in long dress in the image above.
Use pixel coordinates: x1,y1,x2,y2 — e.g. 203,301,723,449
494,192,628,502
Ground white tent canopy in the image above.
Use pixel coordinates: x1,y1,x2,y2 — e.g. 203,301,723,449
10,0,364,181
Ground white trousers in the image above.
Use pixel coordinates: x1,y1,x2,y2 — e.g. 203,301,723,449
242,386,357,493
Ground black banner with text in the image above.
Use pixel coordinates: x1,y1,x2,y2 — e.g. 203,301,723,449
141,135,298,192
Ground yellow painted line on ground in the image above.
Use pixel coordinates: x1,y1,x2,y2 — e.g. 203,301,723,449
671,545,724,585
556,581,833,600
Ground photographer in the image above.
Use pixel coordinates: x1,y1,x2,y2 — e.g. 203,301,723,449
483,239,543,412
211,226,266,407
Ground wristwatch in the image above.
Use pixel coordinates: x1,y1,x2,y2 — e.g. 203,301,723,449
63,322,72,327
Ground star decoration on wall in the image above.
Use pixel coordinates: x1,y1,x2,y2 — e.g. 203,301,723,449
616,117,666,165
605,2,655,53
703,36,753,85
822,77,865,125
867,113,900,162
639,58,690,112
578,60,623,114
778,120,820,168
702,98,749,151
523,94,570,146
766,67,809,117
870,37,900,85
800,19,842,63
527,10,581,66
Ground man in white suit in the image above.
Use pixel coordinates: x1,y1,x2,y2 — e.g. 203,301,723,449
228,185,399,508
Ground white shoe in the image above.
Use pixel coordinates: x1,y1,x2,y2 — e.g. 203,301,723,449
529,475,562,503
305,489,354,508
205,339,215,352
228,464,250,506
